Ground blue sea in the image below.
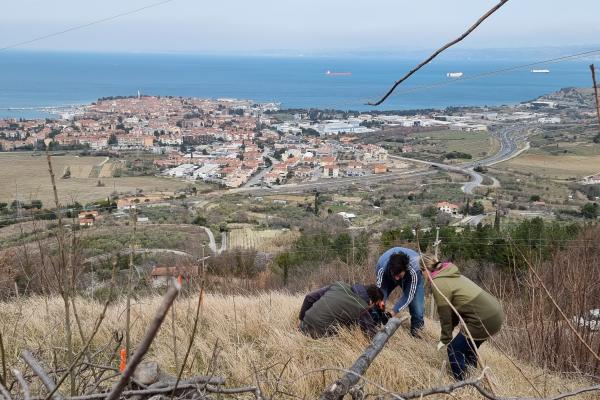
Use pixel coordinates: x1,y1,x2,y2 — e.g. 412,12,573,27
0,50,595,119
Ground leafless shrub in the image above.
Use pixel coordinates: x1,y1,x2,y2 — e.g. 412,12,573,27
490,226,600,377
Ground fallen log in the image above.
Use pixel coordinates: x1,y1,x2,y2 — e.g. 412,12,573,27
319,316,409,400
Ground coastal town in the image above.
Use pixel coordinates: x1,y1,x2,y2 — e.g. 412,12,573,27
1,89,596,190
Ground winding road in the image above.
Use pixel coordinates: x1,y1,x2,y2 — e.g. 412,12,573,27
396,123,530,194
198,123,531,197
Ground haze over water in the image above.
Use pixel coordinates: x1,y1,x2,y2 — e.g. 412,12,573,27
0,51,595,119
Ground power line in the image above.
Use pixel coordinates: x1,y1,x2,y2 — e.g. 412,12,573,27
0,0,177,52
392,48,600,96
0,210,598,246
368,0,511,105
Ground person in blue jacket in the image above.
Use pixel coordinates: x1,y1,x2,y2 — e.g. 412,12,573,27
375,247,425,337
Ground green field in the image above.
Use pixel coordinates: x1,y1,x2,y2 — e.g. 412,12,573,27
0,153,196,205
500,153,600,179
529,141,600,157
387,130,499,161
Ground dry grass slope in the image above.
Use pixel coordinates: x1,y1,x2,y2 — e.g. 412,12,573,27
0,153,190,204
0,292,594,399
228,227,300,251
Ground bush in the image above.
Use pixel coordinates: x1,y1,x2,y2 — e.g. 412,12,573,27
469,201,484,215
581,202,599,219
445,151,472,160
192,215,208,226
421,205,437,218
494,226,600,376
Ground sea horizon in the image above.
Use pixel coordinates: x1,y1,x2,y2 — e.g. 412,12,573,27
0,48,597,119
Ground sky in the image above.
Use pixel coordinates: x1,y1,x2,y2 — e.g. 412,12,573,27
2,0,600,54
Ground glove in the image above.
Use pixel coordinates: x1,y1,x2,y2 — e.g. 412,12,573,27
437,341,446,351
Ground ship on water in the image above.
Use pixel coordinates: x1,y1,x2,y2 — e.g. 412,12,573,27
446,72,464,78
325,70,352,76
531,69,550,73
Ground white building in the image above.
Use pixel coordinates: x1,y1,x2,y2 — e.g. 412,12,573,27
538,117,562,124
165,164,197,177
192,163,220,179
437,201,460,215
338,212,356,222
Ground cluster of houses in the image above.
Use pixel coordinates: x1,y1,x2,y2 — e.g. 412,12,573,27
160,142,266,187
581,174,600,185
0,96,277,151
263,142,391,184
0,91,585,154
157,133,395,187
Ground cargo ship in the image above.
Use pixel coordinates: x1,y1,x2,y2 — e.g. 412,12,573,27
531,69,550,73
325,70,352,76
446,72,464,78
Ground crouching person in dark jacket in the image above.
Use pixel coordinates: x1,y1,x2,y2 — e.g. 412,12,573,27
298,282,388,338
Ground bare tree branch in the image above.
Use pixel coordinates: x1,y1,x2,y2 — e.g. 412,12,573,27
21,351,63,400
44,261,118,400
520,251,600,363
66,378,228,400
171,282,205,398
105,282,181,400
367,0,510,106
394,368,600,400
319,316,409,400
590,64,600,135
11,369,30,400
0,332,6,387
0,381,12,400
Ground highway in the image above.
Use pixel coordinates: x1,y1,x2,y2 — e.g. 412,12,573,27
465,123,530,167
396,123,531,194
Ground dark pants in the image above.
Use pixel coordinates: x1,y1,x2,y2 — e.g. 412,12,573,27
447,332,484,380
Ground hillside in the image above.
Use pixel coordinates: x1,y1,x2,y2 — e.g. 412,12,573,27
0,292,595,399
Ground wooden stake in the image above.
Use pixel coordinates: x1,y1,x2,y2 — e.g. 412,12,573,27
590,64,600,135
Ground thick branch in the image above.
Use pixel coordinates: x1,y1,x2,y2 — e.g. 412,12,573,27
0,381,12,400
105,282,180,400
12,369,31,400
368,0,510,105
66,378,228,400
319,316,409,400
21,351,63,400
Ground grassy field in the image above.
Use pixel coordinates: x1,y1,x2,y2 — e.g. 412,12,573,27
500,153,600,179
405,130,500,161
0,153,193,204
536,141,600,156
0,293,594,399
228,226,300,251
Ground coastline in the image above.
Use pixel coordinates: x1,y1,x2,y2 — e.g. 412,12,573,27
0,52,594,119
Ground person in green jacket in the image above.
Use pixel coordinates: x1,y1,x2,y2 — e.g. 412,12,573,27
423,255,504,380
298,282,388,338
